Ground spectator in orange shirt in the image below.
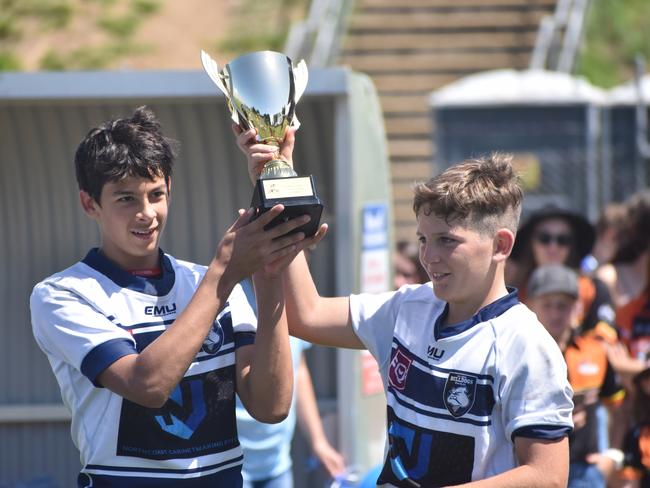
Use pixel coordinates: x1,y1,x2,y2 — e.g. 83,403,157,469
528,264,626,488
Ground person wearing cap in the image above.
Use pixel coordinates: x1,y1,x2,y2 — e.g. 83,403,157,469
509,205,615,335
528,264,626,488
619,362,650,488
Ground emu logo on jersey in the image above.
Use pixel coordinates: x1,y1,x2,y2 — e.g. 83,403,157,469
144,303,177,316
389,350,412,391
201,320,224,354
443,372,477,418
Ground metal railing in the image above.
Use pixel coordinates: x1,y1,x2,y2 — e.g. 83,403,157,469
635,55,650,184
530,0,591,73
284,0,353,67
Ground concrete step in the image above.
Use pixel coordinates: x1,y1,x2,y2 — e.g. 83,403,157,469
388,138,433,159
373,72,461,93
349,10,547,32
345,50,529,74
384,115,433,137
359,0,555,7
390,160,434,180
344,31,538,53
344,0,558,241
394,180,424,201
380,93,432,115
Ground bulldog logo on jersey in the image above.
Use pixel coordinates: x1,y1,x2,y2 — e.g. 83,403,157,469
443,372,477,418
201,320,224,354
389,350,412,391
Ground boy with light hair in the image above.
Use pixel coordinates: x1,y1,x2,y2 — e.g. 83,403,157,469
236,126,574,487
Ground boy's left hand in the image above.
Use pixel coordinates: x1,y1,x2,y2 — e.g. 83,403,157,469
261,223,328,278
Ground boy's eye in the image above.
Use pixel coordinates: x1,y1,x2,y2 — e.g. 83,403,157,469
117,196,134,202
440,237,455,244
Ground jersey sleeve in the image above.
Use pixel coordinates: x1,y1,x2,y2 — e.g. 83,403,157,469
30,282,137,385
498,312,574,441
350,289,402,368
228,281,257,348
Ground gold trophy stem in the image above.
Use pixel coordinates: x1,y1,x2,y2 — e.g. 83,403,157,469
260,158,297,179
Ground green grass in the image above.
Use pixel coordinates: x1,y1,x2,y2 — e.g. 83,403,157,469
578,0,650,88
37,0,160,70
40,41,150,70
97,14,140,37
97,0,160,38
133,0,160,16
0,51,21,70
15,0,74,29
217,0,308,57
0,13,20,39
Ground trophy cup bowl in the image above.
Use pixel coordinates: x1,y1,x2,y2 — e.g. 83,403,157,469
201,49,323,237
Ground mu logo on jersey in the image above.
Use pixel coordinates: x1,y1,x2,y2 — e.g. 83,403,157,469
443,372,477,418
389,350,412,391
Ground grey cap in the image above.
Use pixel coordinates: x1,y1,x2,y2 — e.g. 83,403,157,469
527,264,579,299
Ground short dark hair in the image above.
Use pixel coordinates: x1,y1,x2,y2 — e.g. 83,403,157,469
412,153,523,236
74,106,177,203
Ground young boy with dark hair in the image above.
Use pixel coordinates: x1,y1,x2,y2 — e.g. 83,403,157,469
30,107,316,487
236,126,574,487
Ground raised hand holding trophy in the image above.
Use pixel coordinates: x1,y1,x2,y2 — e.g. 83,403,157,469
200,49,323,237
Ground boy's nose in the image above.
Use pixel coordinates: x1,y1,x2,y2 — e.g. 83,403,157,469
137,201,157,220
421,246,441,264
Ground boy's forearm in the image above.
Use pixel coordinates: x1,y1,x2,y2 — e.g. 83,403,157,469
283,252,361,348
451,466,563,488
101,259,234,407
453,437,568,488
239,272,293,422
283,251,322,335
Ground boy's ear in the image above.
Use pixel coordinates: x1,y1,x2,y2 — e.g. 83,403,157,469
493,228,515,262
79,191,99,217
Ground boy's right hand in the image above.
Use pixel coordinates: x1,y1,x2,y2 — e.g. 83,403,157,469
233,124,296,185
213,204,312,287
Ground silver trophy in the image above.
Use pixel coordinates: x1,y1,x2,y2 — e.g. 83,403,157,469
201,50,322,236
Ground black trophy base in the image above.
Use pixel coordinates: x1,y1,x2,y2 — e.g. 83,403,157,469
250,175,323,237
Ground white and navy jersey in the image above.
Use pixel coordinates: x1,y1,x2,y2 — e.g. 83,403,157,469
350,285,573,487
30,249,256,487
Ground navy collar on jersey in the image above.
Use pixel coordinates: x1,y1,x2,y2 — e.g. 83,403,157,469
434,287,520,340
82,248,175,296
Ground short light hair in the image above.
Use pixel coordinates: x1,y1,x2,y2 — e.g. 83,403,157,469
413,153,523,236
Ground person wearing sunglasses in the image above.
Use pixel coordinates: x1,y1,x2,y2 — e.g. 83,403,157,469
508,205,615,335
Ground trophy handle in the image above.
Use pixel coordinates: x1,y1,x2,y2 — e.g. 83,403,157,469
200,50,229,95
293,59,309,103
200,50,243,126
